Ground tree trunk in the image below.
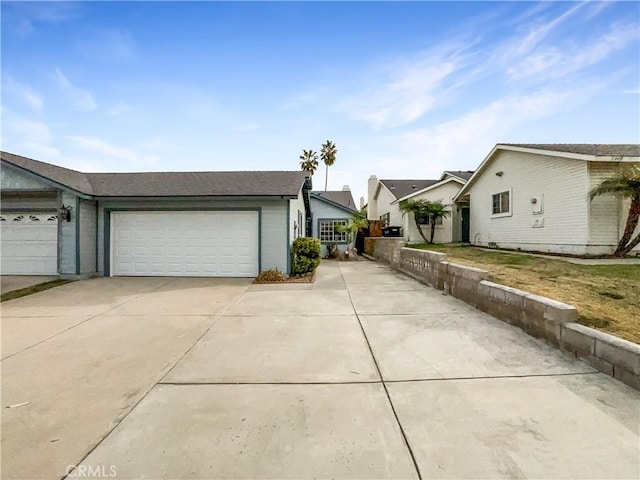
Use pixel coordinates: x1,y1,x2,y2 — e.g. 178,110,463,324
430,220,436,244
621,232,640,256
414,219,429,243
324,164,328,191
614,197,640,256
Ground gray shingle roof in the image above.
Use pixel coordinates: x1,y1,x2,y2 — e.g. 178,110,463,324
379,179,439,199
311,190,357,211
500,144,640,156
1,151,307,197
1,151,94,194
443,170,474,181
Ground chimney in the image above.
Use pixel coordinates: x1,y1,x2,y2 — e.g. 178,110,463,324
360,196,365,209
342,185,350,191
367,175,379,220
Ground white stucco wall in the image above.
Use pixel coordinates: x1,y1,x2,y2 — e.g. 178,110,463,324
401,180,464,244
467,150,593,255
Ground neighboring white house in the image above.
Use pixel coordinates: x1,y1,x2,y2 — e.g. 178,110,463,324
454,144,640,256
367,177,439,231
392,170,474,243
367,171,472,242
310,187,358,257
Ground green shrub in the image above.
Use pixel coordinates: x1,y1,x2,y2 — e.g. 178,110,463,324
256,268,285,282
291,237,321,275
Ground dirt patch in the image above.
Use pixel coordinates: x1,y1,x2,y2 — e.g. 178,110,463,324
254,270,317,284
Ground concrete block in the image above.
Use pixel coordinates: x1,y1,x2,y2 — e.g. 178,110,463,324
584,355,615,376
447,262,488,282
561,324,595,357
613,367,640,391
595,336,640,375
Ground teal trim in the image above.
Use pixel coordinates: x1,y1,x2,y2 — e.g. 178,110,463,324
95,202,99,272
317,217,349,244
103,207,262,277
257,207,262,273
103,209,110,276
286,201,291,274
75,196,80,275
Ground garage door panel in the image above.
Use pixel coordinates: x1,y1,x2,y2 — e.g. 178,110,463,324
0,213,58,275
112,211,258,277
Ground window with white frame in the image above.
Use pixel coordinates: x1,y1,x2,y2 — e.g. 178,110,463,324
416,212,443,225
380,212,390,226
492,190,511,216
319,219,348,243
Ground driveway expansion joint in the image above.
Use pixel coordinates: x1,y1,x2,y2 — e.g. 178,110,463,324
339,263,424,480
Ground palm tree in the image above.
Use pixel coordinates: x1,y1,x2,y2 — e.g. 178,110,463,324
320,140,337,191
299,149,318,176
590,165,640,256
425,201,449,244
399,199,449,244
399,199,431,243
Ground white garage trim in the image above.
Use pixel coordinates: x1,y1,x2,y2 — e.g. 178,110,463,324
0,213,59,274
109,210,259,277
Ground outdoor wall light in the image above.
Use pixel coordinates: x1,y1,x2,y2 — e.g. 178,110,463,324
59,204,72,222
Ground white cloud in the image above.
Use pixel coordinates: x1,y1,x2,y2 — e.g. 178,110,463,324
66,135,160,169
507,21,639,81
3,76,44,113
1,110,59,159
54,69,97,111
2,2,81,38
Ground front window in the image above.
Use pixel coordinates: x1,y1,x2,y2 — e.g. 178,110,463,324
380,213,390,226
416,212,443,225
492,191,510,215
319,219,347,243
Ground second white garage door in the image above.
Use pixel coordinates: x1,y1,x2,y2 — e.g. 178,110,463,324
111,211,259,277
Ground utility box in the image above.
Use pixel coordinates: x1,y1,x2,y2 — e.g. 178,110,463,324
381,226,402,237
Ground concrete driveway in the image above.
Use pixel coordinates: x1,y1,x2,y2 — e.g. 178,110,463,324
1,262,638,479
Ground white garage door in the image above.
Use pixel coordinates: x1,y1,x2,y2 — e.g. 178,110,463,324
111,211,259,277
0,213,58,275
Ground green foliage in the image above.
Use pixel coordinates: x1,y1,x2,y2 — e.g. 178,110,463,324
589,165,640,256
299,149,319,175
255,268,286,282
320,140,338,191
335,211,369,243
291,237,321,274
399,199,449,244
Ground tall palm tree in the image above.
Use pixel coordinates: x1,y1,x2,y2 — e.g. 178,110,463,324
590,165,640,256
320,140,337,191
299,149,318,176
399,199,449,244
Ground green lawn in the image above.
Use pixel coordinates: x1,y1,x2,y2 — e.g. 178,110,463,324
409,244,640,344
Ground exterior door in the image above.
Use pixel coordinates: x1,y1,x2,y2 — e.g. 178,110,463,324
461,207,470,243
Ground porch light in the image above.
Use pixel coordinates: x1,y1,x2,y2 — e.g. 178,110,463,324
59,204,72,222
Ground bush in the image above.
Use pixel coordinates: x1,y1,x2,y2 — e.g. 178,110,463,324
256,268,285,282
291,237,321,275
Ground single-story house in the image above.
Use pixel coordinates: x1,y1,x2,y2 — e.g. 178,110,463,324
367,176,439,230
391,170,474,244
454,144,640,255
309,187,357,256
0,151,311,277
367,171,473,243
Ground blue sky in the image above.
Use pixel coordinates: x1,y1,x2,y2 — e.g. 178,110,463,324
2,1,639,204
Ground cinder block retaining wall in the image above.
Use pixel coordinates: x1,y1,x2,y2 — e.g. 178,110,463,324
367,239,640,390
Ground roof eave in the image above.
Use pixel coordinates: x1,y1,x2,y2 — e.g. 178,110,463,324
391,177,464,205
